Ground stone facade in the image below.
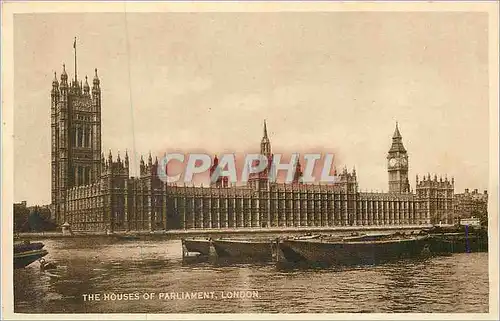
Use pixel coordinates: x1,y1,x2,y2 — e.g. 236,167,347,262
51,63,458,232
454,188,488,223
415,174,455,225
51,64,102,226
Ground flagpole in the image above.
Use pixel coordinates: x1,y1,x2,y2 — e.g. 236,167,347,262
74,37,77,83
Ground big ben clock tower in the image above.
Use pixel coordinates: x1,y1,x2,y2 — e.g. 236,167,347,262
387,122,410,193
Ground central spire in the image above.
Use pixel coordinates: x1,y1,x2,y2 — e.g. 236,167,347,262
260,119,271,157
263,119,268,139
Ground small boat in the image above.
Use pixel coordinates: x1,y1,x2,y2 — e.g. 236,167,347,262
14,240,45,253
14,241,48,269
212,238,274,261
182,238,212,256
279,234,431,266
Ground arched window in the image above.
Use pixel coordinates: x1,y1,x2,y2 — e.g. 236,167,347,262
78,166,83,186
69,165,75,185
78,128,83,148
84,127,90,147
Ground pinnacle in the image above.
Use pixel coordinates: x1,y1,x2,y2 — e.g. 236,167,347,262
392,121,402,139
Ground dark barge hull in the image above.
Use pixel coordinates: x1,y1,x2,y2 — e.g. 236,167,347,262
280,235,431,266
430,234,488,254
14,249,48,269
14,242,45,254
182,239,212,256
212,239,274,261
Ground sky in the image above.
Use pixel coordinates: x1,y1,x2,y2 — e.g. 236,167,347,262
13,12,489,205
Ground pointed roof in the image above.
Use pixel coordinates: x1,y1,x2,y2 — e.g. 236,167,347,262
261,119,270,144
124,150,129,166
389,122,406,153
62,63,67,76
60,63,68,84
52,72,59,85
393,121,402,139
83,75,90,90
93,68,100,86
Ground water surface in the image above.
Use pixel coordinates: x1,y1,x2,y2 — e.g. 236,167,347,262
14,238,489,313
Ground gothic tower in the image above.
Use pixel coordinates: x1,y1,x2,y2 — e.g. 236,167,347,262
248,120,273,190
387,122,410,193
259,120,273,190
261,119,271,158
51,39,102,224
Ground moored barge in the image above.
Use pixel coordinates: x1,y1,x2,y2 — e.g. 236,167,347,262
182,238,212,256
279,234,431,266
429,232,488,254
212,238,275,261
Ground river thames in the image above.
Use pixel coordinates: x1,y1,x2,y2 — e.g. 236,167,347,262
14,237,489,313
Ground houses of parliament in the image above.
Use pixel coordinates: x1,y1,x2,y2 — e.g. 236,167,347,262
51,61,458,233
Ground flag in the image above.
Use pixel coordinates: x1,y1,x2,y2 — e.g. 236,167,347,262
73,37,76,49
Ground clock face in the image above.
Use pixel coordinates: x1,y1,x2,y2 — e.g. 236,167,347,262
389,158,398,167
400,158,408,166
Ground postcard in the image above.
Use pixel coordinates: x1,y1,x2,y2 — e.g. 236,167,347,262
2,1,499,320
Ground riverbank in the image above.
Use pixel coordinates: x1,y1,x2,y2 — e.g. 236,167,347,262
16,224,437,240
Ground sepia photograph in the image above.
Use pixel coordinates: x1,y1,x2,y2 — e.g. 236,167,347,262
2,1,499,319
